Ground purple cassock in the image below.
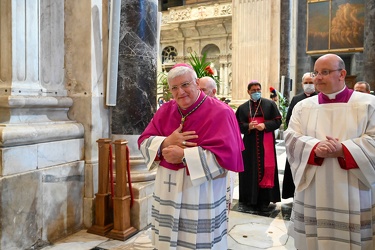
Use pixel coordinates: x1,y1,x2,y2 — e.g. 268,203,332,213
138,91,244,173
318,86,353,104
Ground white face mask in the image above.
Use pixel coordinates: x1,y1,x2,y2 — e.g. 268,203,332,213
303,84,315,94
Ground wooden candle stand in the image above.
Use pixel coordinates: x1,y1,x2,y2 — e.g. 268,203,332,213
107,140,138,240
87,139,114,236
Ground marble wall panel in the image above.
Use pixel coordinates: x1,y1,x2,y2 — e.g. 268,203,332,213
83,162,98,228
131,181,155,200
83,197,95,228
130,193,153,230
38,139,84,168
40,0,65,95
0,161,84,246
0,144,38,176
0,171,42,249
41,161,85,242
0,123,84,147
84,162,98,199
68,95,109,162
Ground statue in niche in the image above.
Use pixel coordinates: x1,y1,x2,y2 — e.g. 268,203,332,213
164,55,175,64
210,62,218,76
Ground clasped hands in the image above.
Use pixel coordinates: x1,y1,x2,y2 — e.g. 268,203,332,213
249,121,265,131
314,136,344,158
161,124,198,164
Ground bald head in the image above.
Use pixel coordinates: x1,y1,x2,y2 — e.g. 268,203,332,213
198,77,217,97
313,54,347,94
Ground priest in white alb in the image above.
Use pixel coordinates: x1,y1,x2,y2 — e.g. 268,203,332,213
285,54,375,249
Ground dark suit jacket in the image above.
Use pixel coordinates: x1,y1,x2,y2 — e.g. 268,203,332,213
285,92,317,127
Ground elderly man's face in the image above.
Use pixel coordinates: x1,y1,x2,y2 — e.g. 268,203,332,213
199,81,214,97
169,74,200,109
302,76,314,85
354,83,369,93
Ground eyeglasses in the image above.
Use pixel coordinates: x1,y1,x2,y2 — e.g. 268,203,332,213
312,69,342,77
170,80,194,92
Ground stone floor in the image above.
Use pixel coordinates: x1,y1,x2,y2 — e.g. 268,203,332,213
41,141,296,250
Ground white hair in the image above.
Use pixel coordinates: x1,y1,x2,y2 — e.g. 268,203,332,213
302,72,313,82
167,66,197,84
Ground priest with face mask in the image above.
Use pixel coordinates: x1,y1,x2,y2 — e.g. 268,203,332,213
235,81,282,212
282,72,318,199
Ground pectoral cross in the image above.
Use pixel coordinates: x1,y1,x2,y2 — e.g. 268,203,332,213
181,116,185,126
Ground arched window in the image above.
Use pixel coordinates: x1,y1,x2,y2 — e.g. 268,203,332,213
162,46,178,64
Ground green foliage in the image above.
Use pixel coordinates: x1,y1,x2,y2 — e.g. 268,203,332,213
157,51,221,101
277,92,289,130
157,71,172,101
188,52,220,85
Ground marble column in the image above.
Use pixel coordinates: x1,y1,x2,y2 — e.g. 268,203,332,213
111,0,158,230
280,0,292,101
224,63,229,96
220,63,224,96
295,0,313,94
231,0,280,103
0,0,85,248
363,0,375,90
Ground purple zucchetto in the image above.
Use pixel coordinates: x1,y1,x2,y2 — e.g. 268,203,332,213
172,63,194,70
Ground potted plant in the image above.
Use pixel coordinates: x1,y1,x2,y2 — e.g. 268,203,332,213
157,52,221,103
157,71,173,101
188,52,220,86
270,87,289,131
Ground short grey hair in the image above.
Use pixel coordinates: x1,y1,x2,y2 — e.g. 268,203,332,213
302,72,313,82
355,81,371,91
167,66,197,85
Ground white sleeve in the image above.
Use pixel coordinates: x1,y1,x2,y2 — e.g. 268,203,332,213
139,136,166,171
185,146,226,186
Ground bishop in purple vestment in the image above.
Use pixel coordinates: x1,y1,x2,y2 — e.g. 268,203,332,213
138,65,244,250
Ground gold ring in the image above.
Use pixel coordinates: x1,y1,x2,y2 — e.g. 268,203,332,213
182,141,186,146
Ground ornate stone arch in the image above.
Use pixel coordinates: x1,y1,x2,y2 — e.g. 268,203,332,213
201,44,220,74
201,44,221,92
201,44,220,58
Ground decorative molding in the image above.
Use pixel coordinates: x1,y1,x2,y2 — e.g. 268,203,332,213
162,2,232,24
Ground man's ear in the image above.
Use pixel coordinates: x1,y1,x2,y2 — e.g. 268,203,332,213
340,69,347,80
213,89,217,95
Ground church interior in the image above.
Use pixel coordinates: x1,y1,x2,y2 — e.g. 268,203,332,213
0,0,374,249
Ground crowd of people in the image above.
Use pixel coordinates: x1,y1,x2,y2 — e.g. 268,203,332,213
139,53,375,249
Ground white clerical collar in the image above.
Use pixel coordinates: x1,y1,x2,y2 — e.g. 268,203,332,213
325,86,346,99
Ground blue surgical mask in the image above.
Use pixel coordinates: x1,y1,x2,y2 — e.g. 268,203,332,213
251,92,261,101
